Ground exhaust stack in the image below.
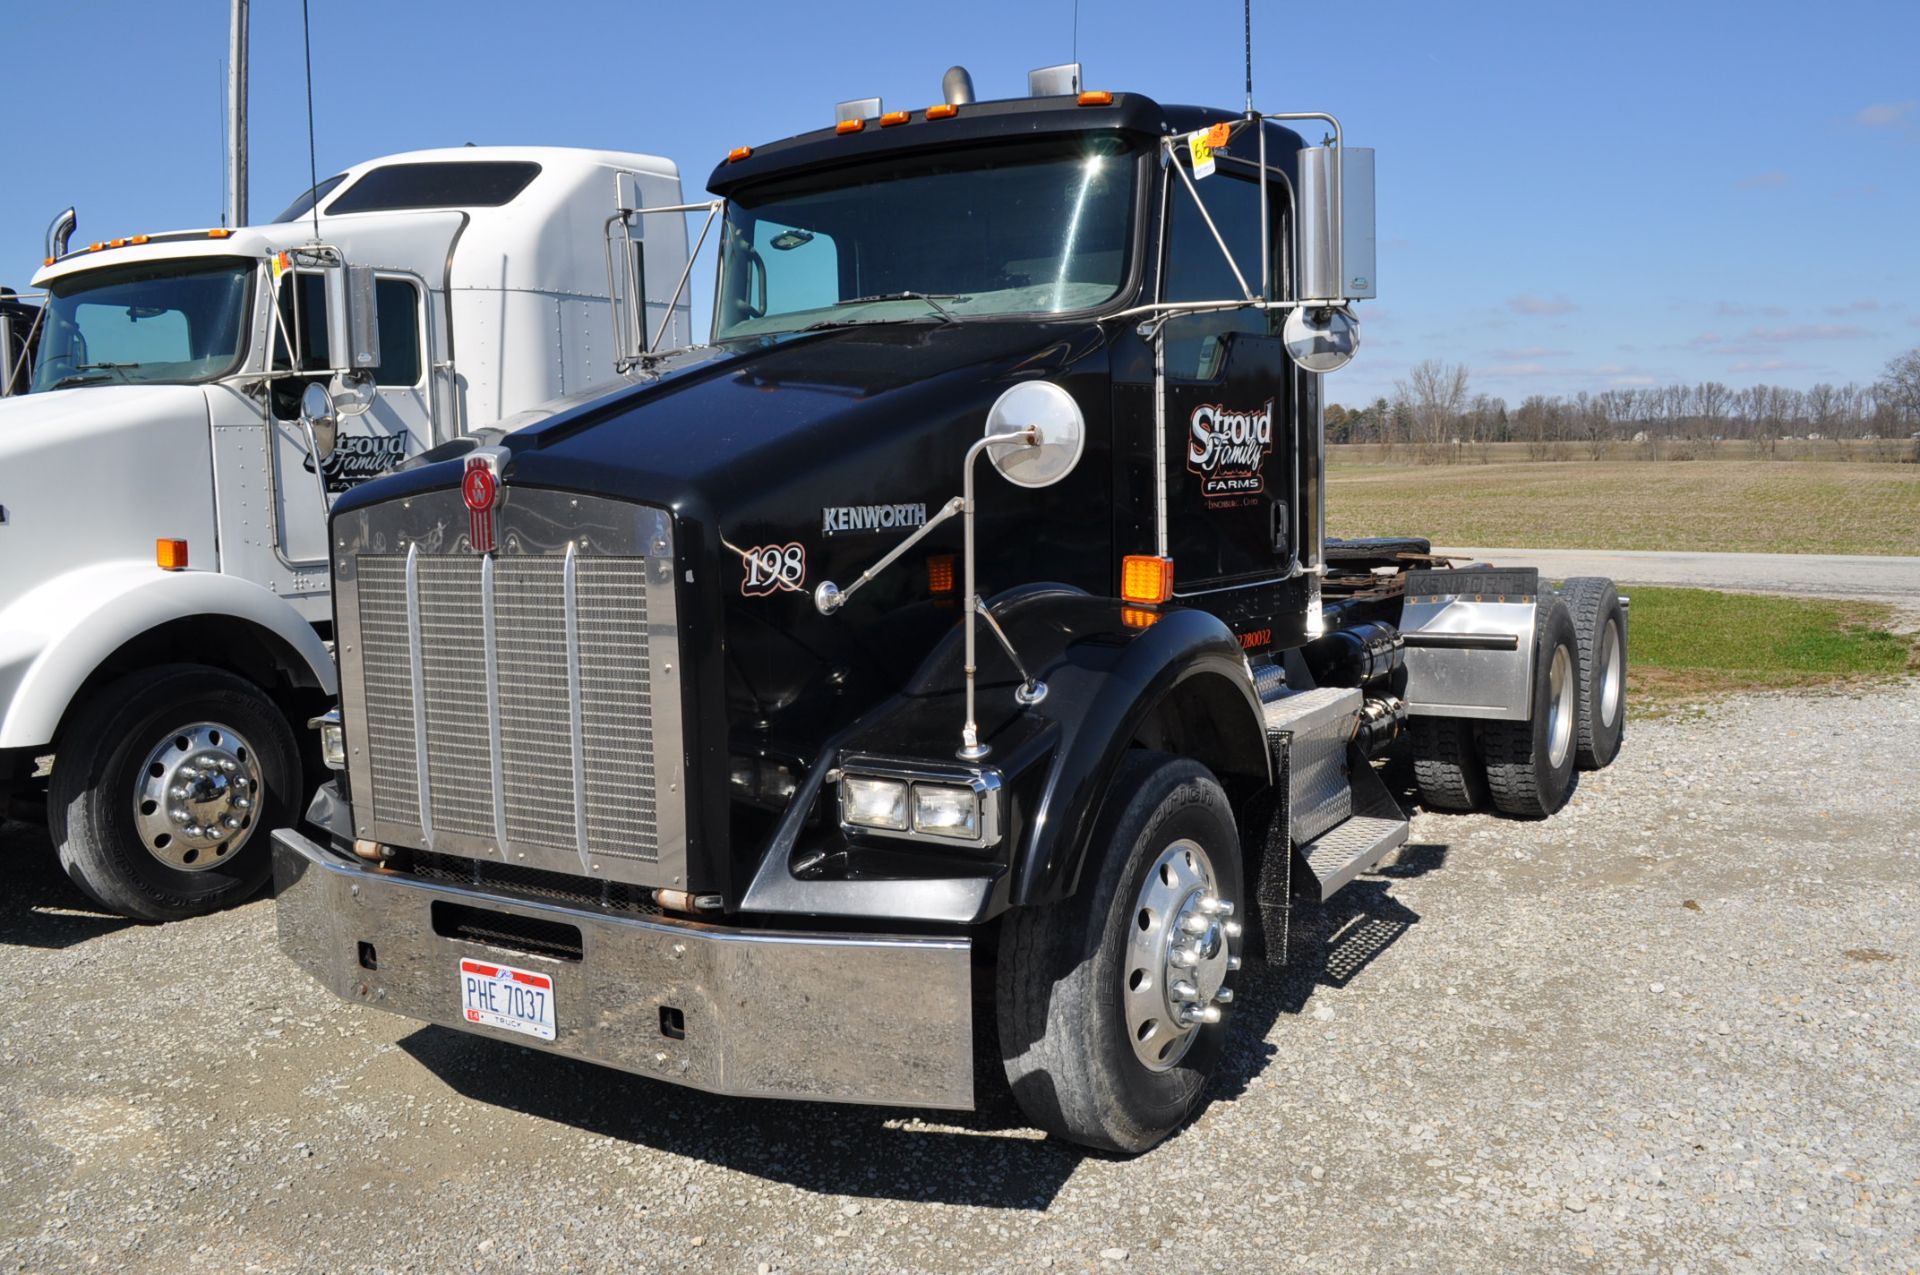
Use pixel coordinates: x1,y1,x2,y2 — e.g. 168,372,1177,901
45,207,77,261
1027,63,1081,97
942,66,975,106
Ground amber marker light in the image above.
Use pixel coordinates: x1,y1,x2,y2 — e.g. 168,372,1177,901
925,103,958,120
87,243,104,252
131,234,150,244
43,256,54,266
727,145,753,163
1077,90,1114,106
1120,555,1174,605
836,118,865,134
879,110,911,127
208,228,232,238
927,554,957,595
156,539,190,571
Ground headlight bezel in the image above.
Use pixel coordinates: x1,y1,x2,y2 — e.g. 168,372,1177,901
836,757,1003,848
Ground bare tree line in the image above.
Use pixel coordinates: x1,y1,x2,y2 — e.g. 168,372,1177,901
1331,347,1920,462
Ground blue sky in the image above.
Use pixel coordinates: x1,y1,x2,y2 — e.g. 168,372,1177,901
5,0,1916,405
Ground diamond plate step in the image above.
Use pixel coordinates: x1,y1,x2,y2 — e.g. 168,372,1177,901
1263,686,1361,844
1295,752,1410,902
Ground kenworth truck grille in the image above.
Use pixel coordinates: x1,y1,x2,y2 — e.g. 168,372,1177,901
333,486,686,889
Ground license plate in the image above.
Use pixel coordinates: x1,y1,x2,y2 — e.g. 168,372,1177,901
458,958,555,1041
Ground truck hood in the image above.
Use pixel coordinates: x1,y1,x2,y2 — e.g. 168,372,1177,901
334,321,1110,517
0,384,218,603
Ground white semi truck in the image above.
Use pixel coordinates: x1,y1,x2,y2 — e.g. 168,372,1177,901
0,145,693,921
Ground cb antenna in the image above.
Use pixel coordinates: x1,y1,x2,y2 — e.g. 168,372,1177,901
301,0,322,244
1244,0,1254,114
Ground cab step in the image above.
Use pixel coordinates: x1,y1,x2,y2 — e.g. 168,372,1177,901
1295,755,1409,902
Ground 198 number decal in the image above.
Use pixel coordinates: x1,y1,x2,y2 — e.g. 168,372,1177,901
741,542,806,596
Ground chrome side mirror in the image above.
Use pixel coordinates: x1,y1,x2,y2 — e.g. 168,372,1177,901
300,381,338,460
984,381,1085,487
332,368,377,417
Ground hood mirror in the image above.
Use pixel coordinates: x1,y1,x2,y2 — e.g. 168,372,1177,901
984,381,1084,488
299,380,338,460
1283,306,1360,374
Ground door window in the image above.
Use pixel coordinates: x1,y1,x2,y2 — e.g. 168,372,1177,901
371,278,422,386
1161,169,1282,380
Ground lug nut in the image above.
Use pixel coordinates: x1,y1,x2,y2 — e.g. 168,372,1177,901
1182,1004,1222,1025
1223,920,1243,939
1169,945,1198,969
1228,955,1243,972
184,825,203,839
234,797,252,810
170,807,189,824
1172,980,1199,1001
1215,987,1234,1005
1181,914,1210,935
220,759,237,773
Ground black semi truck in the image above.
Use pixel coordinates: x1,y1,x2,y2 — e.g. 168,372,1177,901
273,67,1628,1153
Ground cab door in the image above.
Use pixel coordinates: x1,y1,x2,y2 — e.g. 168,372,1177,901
1155,162,1296,592
267,270,433,563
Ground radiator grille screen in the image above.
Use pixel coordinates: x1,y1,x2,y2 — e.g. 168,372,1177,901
353,543,665,874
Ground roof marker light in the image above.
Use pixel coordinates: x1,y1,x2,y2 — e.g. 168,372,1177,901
925,103,959,120
43,256,54,267
836,118,865,135
208,228,232,239
879,110,911,127
131,234,150,244
87,243,104,252
727,145,753,163
109,238,127,248
1077,90,1114,106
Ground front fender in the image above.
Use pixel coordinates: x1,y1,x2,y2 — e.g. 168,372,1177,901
736,588,1269,922
0,561,336,749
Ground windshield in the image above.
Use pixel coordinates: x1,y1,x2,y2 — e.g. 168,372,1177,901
715,136,1141,339
30,257,253,392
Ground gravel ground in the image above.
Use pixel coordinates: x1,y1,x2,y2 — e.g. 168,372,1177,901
3,683,1917,1274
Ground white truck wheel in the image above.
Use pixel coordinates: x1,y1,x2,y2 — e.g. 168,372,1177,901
996,751,1244,1153
47,665,300,922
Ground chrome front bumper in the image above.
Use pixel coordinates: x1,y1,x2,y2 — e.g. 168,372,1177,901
272,829,975,1110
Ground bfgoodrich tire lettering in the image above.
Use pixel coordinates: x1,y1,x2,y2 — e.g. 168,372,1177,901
48,664,300,922
996,750,1243,1154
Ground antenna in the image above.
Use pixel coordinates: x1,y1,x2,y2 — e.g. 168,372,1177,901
1072,0,1079,68
218,54,228,227
300,0,321,243
1244,0,1253,114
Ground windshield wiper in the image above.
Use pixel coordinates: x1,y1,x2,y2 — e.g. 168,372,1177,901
78,361,144,371
48,373,115,389
833,291,965,322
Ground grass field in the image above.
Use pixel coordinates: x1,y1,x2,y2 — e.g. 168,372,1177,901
1621,586,1916,707
1327,460,1920,555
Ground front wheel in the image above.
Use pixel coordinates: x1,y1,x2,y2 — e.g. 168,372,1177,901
996,751,1244,1153
48,665,301,922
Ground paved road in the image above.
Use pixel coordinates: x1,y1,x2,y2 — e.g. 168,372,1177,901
1433,546,1920,604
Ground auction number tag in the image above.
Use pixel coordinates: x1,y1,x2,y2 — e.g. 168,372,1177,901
458,958,555,1041
740,542,807,596
1188,129,1218,179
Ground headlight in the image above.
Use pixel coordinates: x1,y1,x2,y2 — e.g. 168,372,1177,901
837,761,1002,847
911,783,981,840
308,708,346,770
842,775,909,830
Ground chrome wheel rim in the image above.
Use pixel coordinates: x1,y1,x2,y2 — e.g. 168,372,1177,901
1546,645,1575,769
133,722,263,871
1122,838,1240,1072
1597,620,1623,729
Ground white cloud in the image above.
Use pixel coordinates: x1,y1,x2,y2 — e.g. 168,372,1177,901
1507,294,1576,316
1854,100,1916,128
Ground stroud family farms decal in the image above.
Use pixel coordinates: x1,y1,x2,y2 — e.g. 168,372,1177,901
1186,399,1274,504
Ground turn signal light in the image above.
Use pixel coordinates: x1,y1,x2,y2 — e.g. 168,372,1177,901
925,103,958,120
879,110,911,127
156,539,189,571
1120,555,1174,604
927,554,956,595
836,118,865,135
1077,90,1114,106
727,145,753,163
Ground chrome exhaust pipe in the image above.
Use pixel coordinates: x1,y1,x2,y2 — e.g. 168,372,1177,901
45,207,76,261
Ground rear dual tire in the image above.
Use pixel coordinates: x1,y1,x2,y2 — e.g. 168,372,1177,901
1561,577,1627,770
1479,599,1580,819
